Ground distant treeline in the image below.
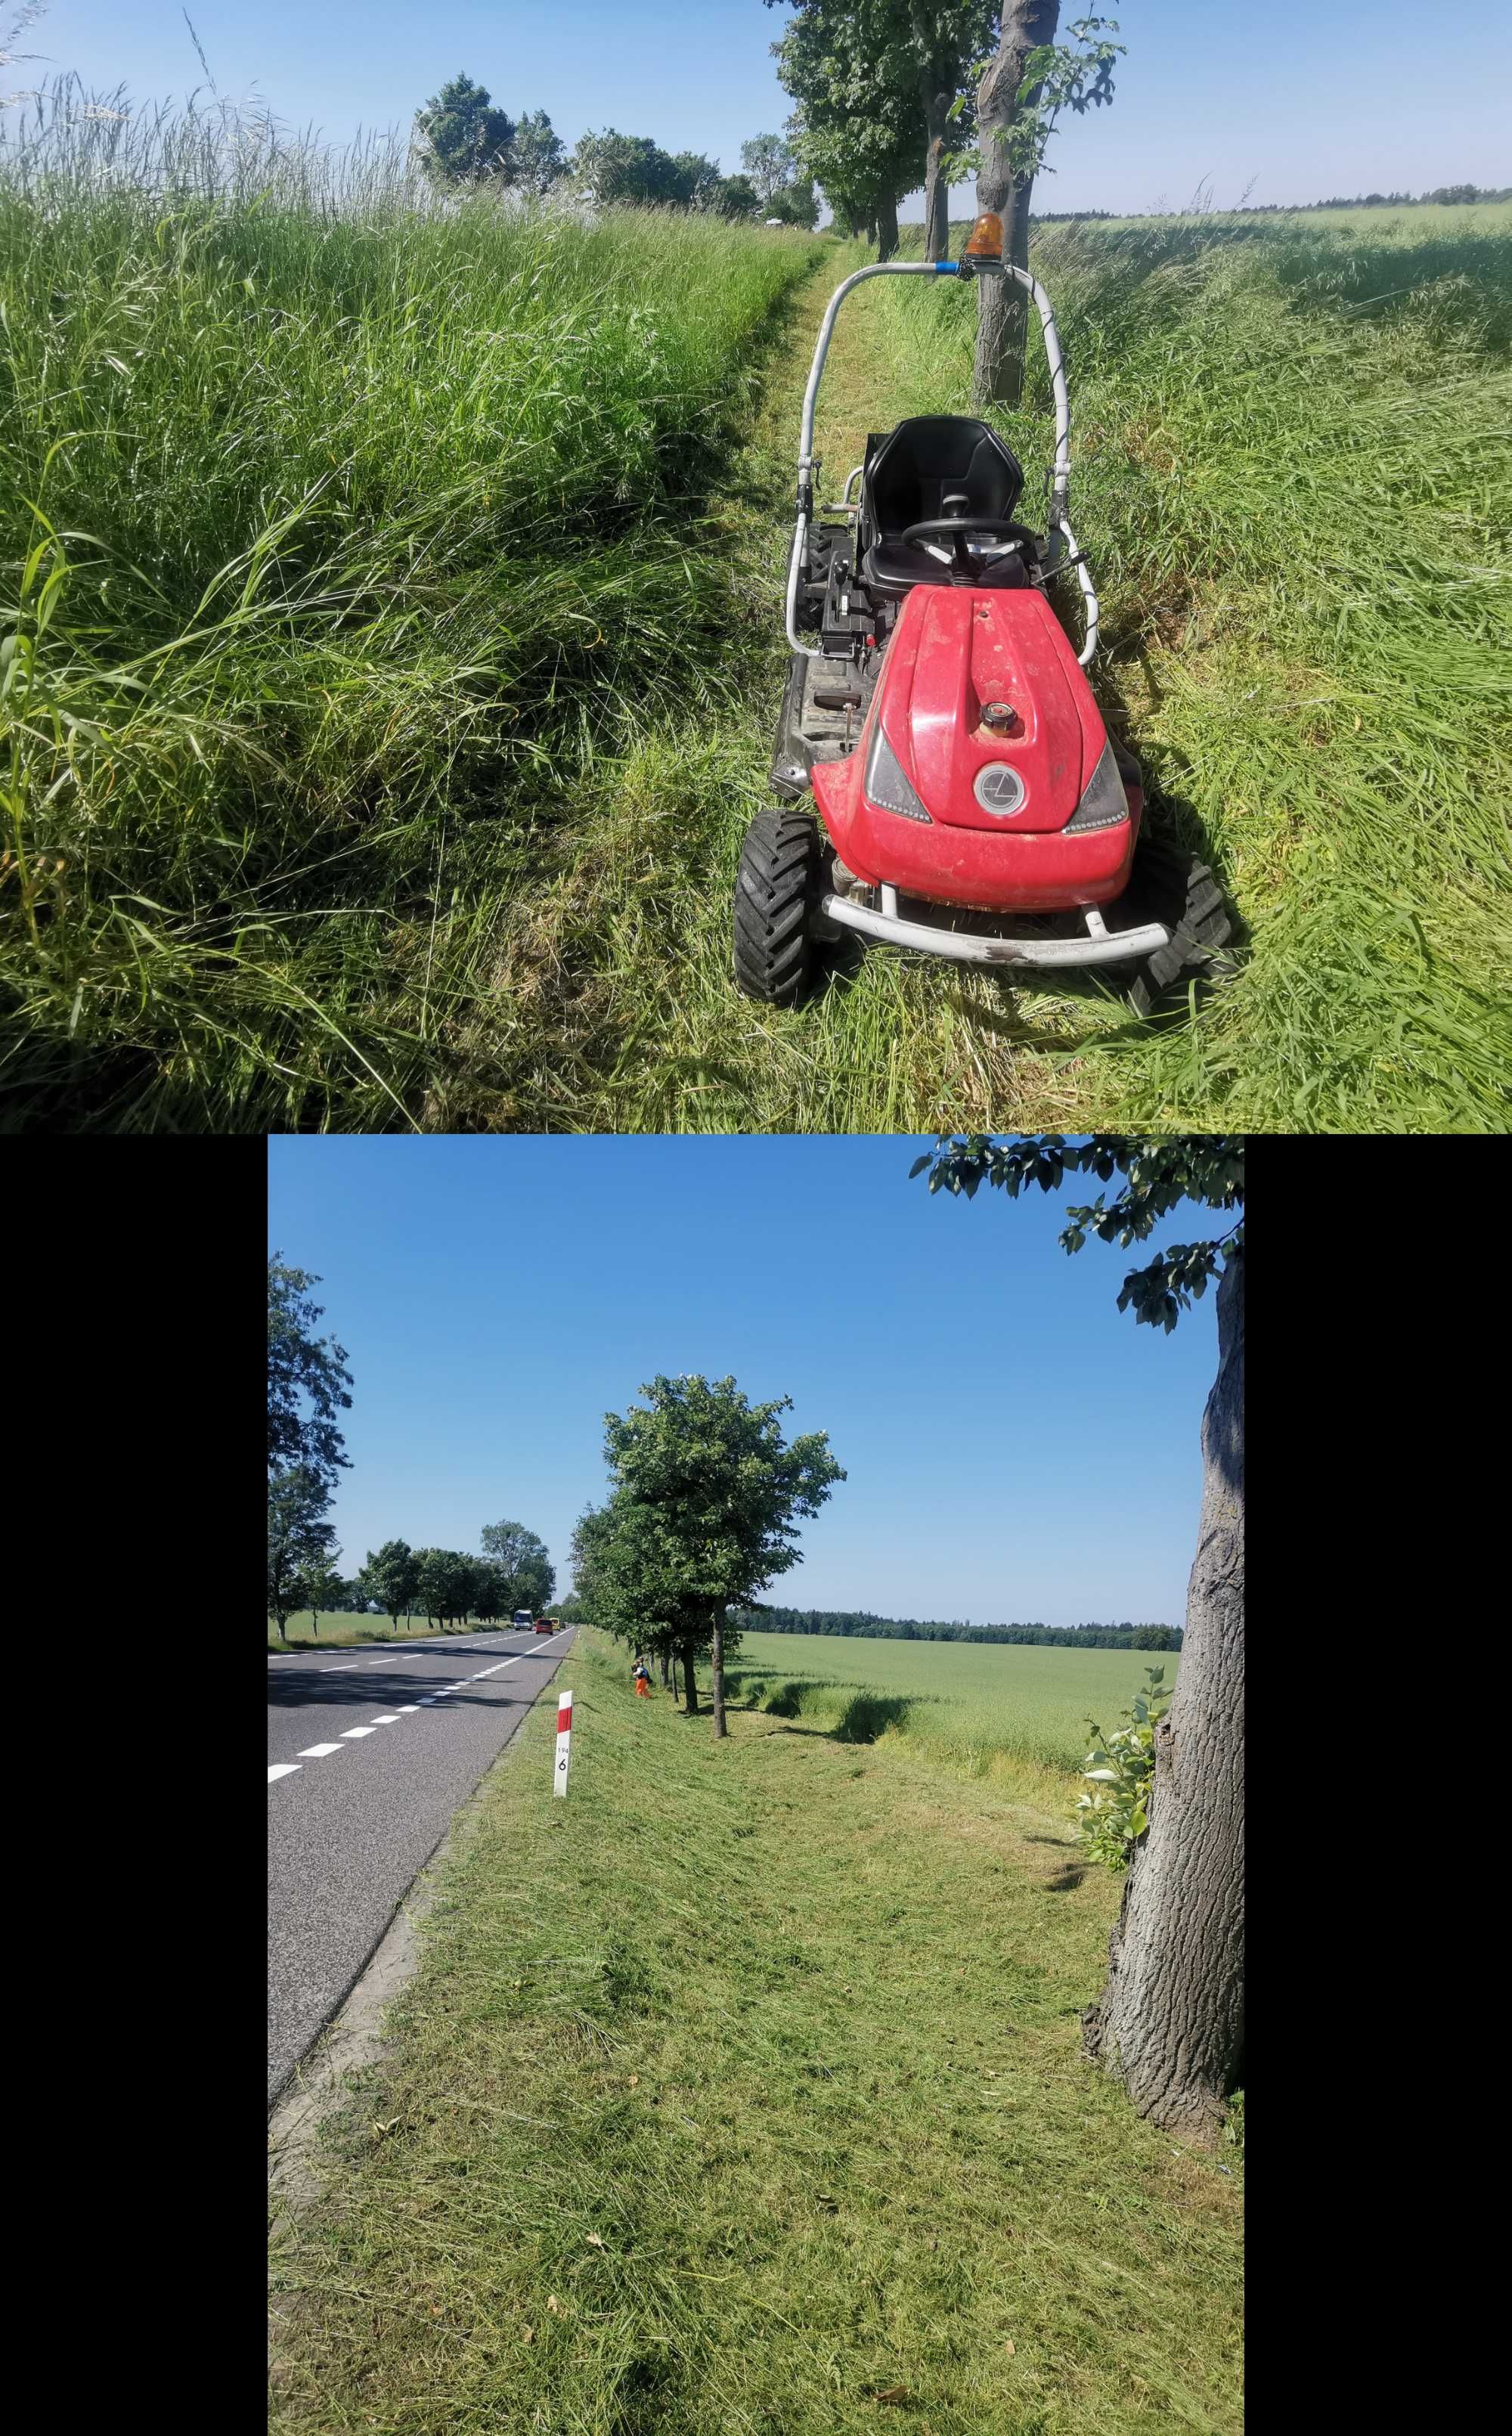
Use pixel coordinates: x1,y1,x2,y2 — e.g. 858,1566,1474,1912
732,1605,1182,1650
1027,184,1510,225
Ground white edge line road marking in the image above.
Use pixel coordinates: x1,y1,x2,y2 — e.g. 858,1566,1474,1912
340,1726,378,1739
296,1742,343,1758
268,1764,301,1782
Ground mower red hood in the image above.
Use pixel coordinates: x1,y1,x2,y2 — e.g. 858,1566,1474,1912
872,584,1101,831
810,584,1136,915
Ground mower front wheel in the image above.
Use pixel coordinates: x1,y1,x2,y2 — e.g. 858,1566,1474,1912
1118,829,1235,1017
733,807,822,1007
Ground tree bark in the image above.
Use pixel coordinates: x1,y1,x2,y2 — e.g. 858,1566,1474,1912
681,1644,699,1715
1082,1251,1244,2146
658,1644,670,1689
972,0,1060,406
711,1607,727,1740
919,81,952,261
875,191,899,262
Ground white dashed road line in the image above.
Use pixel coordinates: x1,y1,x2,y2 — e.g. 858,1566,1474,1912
270,1640,564,1786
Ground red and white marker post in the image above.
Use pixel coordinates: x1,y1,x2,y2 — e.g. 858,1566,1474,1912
553,1687,573,1797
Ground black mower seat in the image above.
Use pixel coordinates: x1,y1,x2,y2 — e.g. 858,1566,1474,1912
860,415,1029,594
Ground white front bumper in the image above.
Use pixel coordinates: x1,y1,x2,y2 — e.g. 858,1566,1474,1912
820,888,1170,970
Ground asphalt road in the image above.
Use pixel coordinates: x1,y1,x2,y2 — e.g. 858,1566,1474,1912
268,1626,575,2106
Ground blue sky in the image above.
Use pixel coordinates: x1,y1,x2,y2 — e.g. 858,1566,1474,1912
21,2,1510,213
267,1136,1221,1626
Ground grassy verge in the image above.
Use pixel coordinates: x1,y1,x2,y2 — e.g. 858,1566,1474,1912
269,1628,1241,2436
266,1615,515,1653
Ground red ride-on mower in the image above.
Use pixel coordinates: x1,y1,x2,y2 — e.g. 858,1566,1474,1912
733,213,1232,1011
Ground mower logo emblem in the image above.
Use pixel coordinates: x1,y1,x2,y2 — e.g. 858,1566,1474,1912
973,764,1027,816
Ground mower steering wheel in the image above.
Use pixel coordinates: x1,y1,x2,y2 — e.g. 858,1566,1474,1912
899,516,1025,579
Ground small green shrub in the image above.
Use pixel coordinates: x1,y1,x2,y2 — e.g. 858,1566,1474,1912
1074,1666,1173,1870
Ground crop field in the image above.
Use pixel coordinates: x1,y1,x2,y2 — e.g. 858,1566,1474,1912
6,87,1506,1130
728,1627,1179,1785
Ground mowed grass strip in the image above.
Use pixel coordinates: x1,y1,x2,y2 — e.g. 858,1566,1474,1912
859,206,1512,1133
448,203,1512,1131
729,1627,1182,1788
269,1629,1241,2436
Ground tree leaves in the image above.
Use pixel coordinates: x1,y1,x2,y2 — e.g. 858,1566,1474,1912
910,1136,1244,1332
268,1254,353,1487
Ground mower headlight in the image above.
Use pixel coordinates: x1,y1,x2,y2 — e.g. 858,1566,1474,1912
1063,736,1129,833
863,717,932,823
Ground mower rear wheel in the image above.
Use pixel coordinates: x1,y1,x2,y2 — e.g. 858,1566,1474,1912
1118,829,1235,1017
733,808,822,1006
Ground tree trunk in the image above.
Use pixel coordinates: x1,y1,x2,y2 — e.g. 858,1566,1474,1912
972,0,1060,406
711,1607,727,1740
682,1644,699,1715
875,191,898,262
658,1645,670,1689
919,79,952,261
1082,1251,1244,2146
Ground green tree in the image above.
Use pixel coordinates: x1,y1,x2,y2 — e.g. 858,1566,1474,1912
415,73,514,184
268,1466,338,1641
970,5,1121,401
767,171,821,227
572,1495,709,1708
414,1547,477,1630
773,2,922,259
602,1375,844,1740
914,1133,1243,2144
299,1548,345,1635
715,172,762,220
510,107,567,194
479,1519,555,1613
570,129,684,206
669,150,727,209
741,130,799,203
773,2,997,260
268,1256,352,1490
358,1539,419,1635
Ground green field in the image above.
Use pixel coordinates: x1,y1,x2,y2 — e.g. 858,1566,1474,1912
730,1627,1178,1788
266,1612,513,1651
269,1626,1241,2435
8,89,1505,1129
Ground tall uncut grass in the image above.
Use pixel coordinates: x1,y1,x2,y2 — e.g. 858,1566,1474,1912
866,206,1512,1131
0,84,823,1127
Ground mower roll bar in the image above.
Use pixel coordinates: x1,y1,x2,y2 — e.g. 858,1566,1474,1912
785,256,1099,667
